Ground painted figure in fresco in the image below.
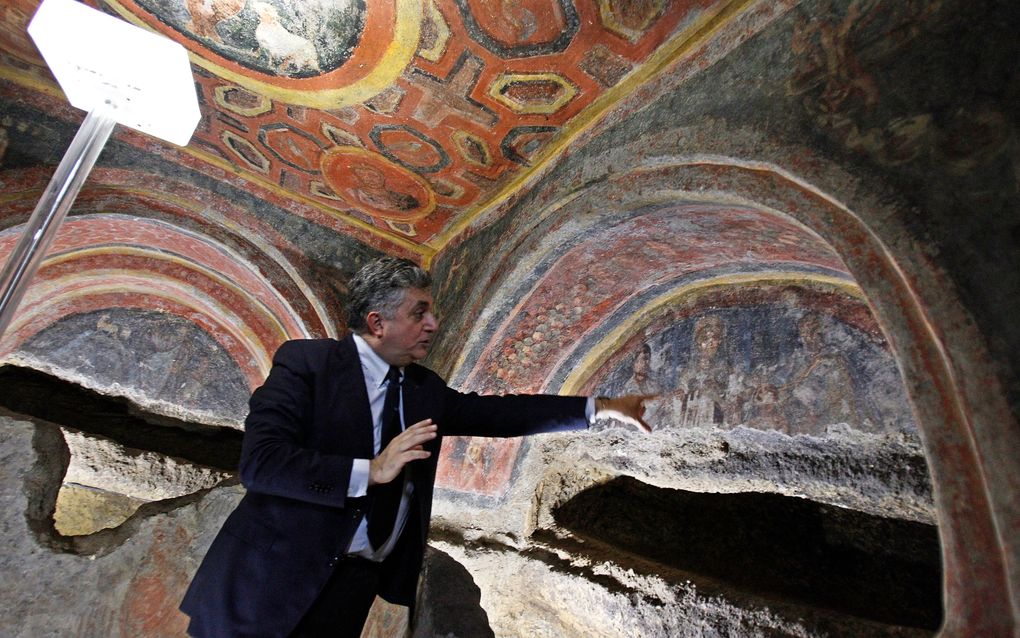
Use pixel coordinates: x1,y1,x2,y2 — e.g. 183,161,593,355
781,312,862,433
179,257,651,638
614,341,663,428
173,0,363,78
184,0,246,44
350,164,421,214
252,1,321,75
622,342,659,396
744,383,792,433
671,314,740,428
81,314,135,383
458,437,495,493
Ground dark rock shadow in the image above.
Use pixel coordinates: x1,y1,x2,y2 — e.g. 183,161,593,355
555,476,942,631
0,365,242,471
415,547,495,638
0,365,242,553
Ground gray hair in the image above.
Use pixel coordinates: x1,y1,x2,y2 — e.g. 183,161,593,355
345,257,432,333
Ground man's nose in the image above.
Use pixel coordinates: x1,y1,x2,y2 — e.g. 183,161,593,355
424,312,438,331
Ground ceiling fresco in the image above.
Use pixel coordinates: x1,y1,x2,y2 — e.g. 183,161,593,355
0,0,744,258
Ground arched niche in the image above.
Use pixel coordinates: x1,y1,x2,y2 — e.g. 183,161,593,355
436,153,1017,634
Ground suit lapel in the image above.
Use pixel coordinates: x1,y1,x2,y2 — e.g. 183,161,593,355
400,365,426,434
401,368,417,426
326,335,375,457
401,364,441,456
399,364,437,534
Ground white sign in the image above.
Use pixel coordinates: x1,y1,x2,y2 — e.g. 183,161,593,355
28,0,201,146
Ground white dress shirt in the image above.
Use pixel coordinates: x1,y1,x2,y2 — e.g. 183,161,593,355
346,334,414,560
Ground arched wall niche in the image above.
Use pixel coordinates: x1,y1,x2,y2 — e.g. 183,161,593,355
434,196,882,499
0,166,338,339
432,149,1018,633
0,165,351,425
0,214,293,402
603,157,1019,636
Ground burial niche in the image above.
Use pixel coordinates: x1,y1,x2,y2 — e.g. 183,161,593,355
0,365,240,536
554,476,942,631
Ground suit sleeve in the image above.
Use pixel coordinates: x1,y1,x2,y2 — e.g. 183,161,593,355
439,386,589,438
238,341,354,508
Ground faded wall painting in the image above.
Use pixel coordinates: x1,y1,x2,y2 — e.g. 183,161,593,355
134,0,365,78
593,286,916,437
18,308,250,420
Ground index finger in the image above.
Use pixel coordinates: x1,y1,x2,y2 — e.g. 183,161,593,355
393,424,438,448
405,418,434,430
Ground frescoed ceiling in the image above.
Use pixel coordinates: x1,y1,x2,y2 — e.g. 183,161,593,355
0,0,782,402
0,0,745,259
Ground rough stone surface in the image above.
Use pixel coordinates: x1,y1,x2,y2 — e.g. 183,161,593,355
60,428,231,502
434,424,933,542
429,424,937,635
54,484,146,536
0,410,241,638
431,538,930,638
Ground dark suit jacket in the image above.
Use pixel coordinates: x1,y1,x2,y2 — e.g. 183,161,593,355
180,336,587,638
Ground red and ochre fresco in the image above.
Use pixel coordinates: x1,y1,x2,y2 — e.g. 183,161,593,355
0,0,739,250
464,205,847,395
435,202,855,498
0,215,295,387
0,167,329,389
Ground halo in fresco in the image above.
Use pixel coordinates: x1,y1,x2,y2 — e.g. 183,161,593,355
103,0,422,107
321,146,437,222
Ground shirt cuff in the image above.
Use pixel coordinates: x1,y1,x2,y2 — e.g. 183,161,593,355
585,396,596,426
349,458,370,497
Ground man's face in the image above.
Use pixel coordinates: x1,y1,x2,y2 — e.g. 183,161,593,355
374,287,438,366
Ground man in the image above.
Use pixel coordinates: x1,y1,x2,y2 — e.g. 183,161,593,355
180,257,648,638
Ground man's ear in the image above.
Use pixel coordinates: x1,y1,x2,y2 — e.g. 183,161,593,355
366,311,385,338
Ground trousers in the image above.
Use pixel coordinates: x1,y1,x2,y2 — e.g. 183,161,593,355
288,555,382,638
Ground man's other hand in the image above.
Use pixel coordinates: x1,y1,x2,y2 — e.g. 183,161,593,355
595,396,653,433
369,419,438,485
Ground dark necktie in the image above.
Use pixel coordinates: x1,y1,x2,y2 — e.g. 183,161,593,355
368,365,403,550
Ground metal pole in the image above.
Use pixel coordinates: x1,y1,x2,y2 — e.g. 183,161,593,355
0,108,116,339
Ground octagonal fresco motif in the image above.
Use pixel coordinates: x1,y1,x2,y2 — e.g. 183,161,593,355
0,0,737,248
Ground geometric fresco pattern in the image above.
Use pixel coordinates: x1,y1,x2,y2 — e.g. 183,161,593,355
35,0,734,252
